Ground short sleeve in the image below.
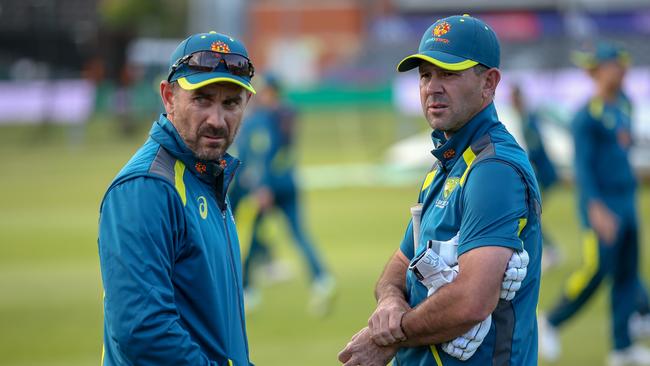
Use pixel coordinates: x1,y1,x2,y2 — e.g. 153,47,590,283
399,220,415,260
458,160,528,257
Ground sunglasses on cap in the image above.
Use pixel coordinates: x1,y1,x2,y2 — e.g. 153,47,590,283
167,51,255,82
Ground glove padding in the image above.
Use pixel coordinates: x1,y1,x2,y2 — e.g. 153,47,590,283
408,243,457,296
442,315,492,361
501,249,529,301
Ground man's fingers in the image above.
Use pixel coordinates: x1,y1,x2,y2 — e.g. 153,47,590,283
388,311,406,341
342,354,358,366
372,315,393,345
338,344,353,363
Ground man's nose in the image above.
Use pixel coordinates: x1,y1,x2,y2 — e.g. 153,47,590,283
205,106,226,127
424,77,444,94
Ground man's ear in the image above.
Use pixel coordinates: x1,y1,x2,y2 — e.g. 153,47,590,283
483,68,501,99
160,81,176,117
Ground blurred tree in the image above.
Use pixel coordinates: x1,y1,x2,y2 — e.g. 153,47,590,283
99,0,187,37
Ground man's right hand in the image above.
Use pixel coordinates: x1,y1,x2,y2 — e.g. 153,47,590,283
588,200,618,245
255,187,274,212
368,295,411,346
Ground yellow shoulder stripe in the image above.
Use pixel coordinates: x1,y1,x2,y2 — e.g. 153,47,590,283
421,169,438,192
589,98,604,119
459,147,477,186
174,160,187,206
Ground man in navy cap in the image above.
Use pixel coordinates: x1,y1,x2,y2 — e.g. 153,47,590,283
539,42,650,366
338,14,542,365
98,31,255,365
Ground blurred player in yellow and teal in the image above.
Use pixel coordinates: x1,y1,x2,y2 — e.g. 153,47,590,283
338,14,542,365
229,74,335,315
539,42,650,366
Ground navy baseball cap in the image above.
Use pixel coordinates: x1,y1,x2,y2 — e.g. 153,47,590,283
397,14,500,72
167,31,256,93
571,42,630,69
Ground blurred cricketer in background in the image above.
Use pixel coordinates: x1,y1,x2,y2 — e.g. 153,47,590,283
539,42,650,366
229,74,335,315
338,14,542,366
98,32,255,365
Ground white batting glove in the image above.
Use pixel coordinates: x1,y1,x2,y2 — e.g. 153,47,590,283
409,242,458,296
442,315,492,361
501,249,529,301
427,233,460,267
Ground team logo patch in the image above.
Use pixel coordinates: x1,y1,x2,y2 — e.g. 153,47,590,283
443,177,460,199
195,162,207,174
211,41,230,53
198,196,208,219
433,21,451,37
443,149,456,159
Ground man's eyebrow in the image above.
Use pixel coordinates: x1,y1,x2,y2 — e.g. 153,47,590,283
192,89,213,98
224,94,243,103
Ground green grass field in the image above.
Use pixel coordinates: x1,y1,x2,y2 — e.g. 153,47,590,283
0,107,648,365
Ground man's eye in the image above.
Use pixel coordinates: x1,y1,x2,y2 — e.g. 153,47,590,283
224,99,241,107
420,72,431,79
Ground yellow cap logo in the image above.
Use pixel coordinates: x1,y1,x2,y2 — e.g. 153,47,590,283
433,21,451,37
211,41,230,53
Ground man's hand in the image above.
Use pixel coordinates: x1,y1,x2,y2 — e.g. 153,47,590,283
588,200,618,245
255,187,274,212
368,296,411,346
338,327,398,366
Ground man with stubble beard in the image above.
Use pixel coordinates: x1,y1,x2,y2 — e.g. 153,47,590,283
98,31,256,366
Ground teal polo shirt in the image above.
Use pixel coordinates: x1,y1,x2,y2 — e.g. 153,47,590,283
396,103,542,366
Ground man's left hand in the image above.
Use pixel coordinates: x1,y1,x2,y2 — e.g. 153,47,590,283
368,295,411,346
338,327,398,366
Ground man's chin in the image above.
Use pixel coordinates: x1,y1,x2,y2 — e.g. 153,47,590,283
194,147,225,161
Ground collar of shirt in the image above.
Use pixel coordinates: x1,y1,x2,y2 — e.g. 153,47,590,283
429,102,500,170
150,114,240,189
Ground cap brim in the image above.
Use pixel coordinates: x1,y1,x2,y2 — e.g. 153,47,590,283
178,72,256,94
397,51,478,72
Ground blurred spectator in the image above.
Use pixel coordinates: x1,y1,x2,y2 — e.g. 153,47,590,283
230,74,335,316
539,41,650,366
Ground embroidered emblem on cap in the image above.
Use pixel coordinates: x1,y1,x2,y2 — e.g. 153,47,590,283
195,162,207,174
211,41,230,53
433,21,451,37
443,149,456,159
